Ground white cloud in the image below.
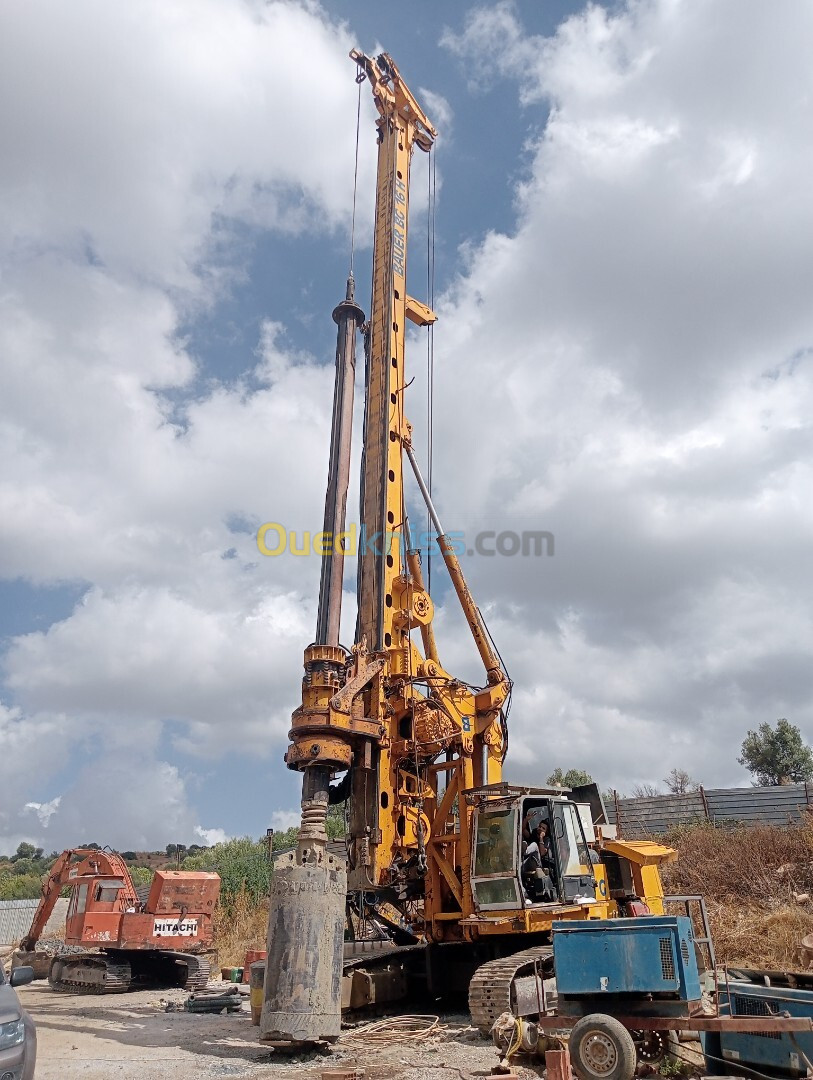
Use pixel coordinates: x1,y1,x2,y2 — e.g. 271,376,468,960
24,798,62,828
4,0,813,855
0,0,372,848
430,0,813,791
0,0,374,287
418,88,454,138
270,810,301,833
195,826,230,847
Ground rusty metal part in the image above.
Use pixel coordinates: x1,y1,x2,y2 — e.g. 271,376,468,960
341,962,408,1010
316,276,364,648
535,1015,813,1033
631,1029,669,1063
11,949,51,980
468,945,554,1035
330,658,384,714
412,699,457,746
260,796,348,1047
161,951,211,991
286,646,385,773
285,734,353,770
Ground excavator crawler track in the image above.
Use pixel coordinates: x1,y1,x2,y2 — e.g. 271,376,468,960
49,954,132,993
47,950,211,994
162,951,211,991
468,944,554,1035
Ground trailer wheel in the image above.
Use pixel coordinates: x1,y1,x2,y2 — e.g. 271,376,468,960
631,1028,669,1064
569,1014,637,1080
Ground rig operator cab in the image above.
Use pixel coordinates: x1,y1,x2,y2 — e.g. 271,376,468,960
471,786,599,913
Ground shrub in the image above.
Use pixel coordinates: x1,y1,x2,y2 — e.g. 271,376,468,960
182,836,271,903
0,873,43,900
661,821,813,968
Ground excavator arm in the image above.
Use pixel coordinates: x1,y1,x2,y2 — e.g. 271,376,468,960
19,849,74,951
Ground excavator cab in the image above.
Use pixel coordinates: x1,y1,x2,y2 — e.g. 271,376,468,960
470,787,598,913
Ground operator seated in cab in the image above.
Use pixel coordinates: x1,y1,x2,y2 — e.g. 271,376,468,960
521,811,556,903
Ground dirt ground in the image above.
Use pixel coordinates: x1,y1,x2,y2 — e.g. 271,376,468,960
20,981,522,1080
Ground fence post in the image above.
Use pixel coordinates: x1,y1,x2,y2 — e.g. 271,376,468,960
699,785,710,822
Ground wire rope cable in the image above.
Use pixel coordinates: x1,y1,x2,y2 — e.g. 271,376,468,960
340,1014,444,1050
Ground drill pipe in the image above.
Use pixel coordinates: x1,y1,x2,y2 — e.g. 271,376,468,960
315,276,364,647
261,280,362,1047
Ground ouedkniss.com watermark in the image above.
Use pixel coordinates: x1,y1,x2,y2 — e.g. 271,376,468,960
256,523,554,558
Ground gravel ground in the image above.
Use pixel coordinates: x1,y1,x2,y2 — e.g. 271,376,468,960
19,982,532,1080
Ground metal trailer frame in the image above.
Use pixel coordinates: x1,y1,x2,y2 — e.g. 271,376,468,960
533,895,813,1056
534,1014,813,1035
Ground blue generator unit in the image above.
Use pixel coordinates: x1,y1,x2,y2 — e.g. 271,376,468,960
553,916,702,1016
703,980,813,1078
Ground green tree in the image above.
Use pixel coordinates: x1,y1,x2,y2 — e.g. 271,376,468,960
326,803,346,840
11,842,37,862
182,836,272,902
739,719,813,786
0,873,44,900
128,866,153,888
547,768,593,788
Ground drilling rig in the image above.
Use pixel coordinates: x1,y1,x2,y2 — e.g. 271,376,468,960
260,50,676,1048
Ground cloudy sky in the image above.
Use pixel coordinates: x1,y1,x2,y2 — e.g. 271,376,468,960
2,0,812,854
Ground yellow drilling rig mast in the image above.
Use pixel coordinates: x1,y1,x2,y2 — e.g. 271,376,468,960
260,50,675,1049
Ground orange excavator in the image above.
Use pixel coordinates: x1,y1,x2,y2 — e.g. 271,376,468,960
16,847,220,992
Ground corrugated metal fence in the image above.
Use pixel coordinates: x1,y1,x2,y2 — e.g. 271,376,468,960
0,897,68,946
606,783,813,837
0,900,38,945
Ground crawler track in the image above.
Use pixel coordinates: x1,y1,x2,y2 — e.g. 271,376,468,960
49,955,131,993
468,944,554,1035
164,951,211,991
48,950,211,993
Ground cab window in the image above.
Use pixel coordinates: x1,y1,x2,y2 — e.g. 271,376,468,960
94,879,125,903
474,809,517,877
555,803,592,875
68,882,89,917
